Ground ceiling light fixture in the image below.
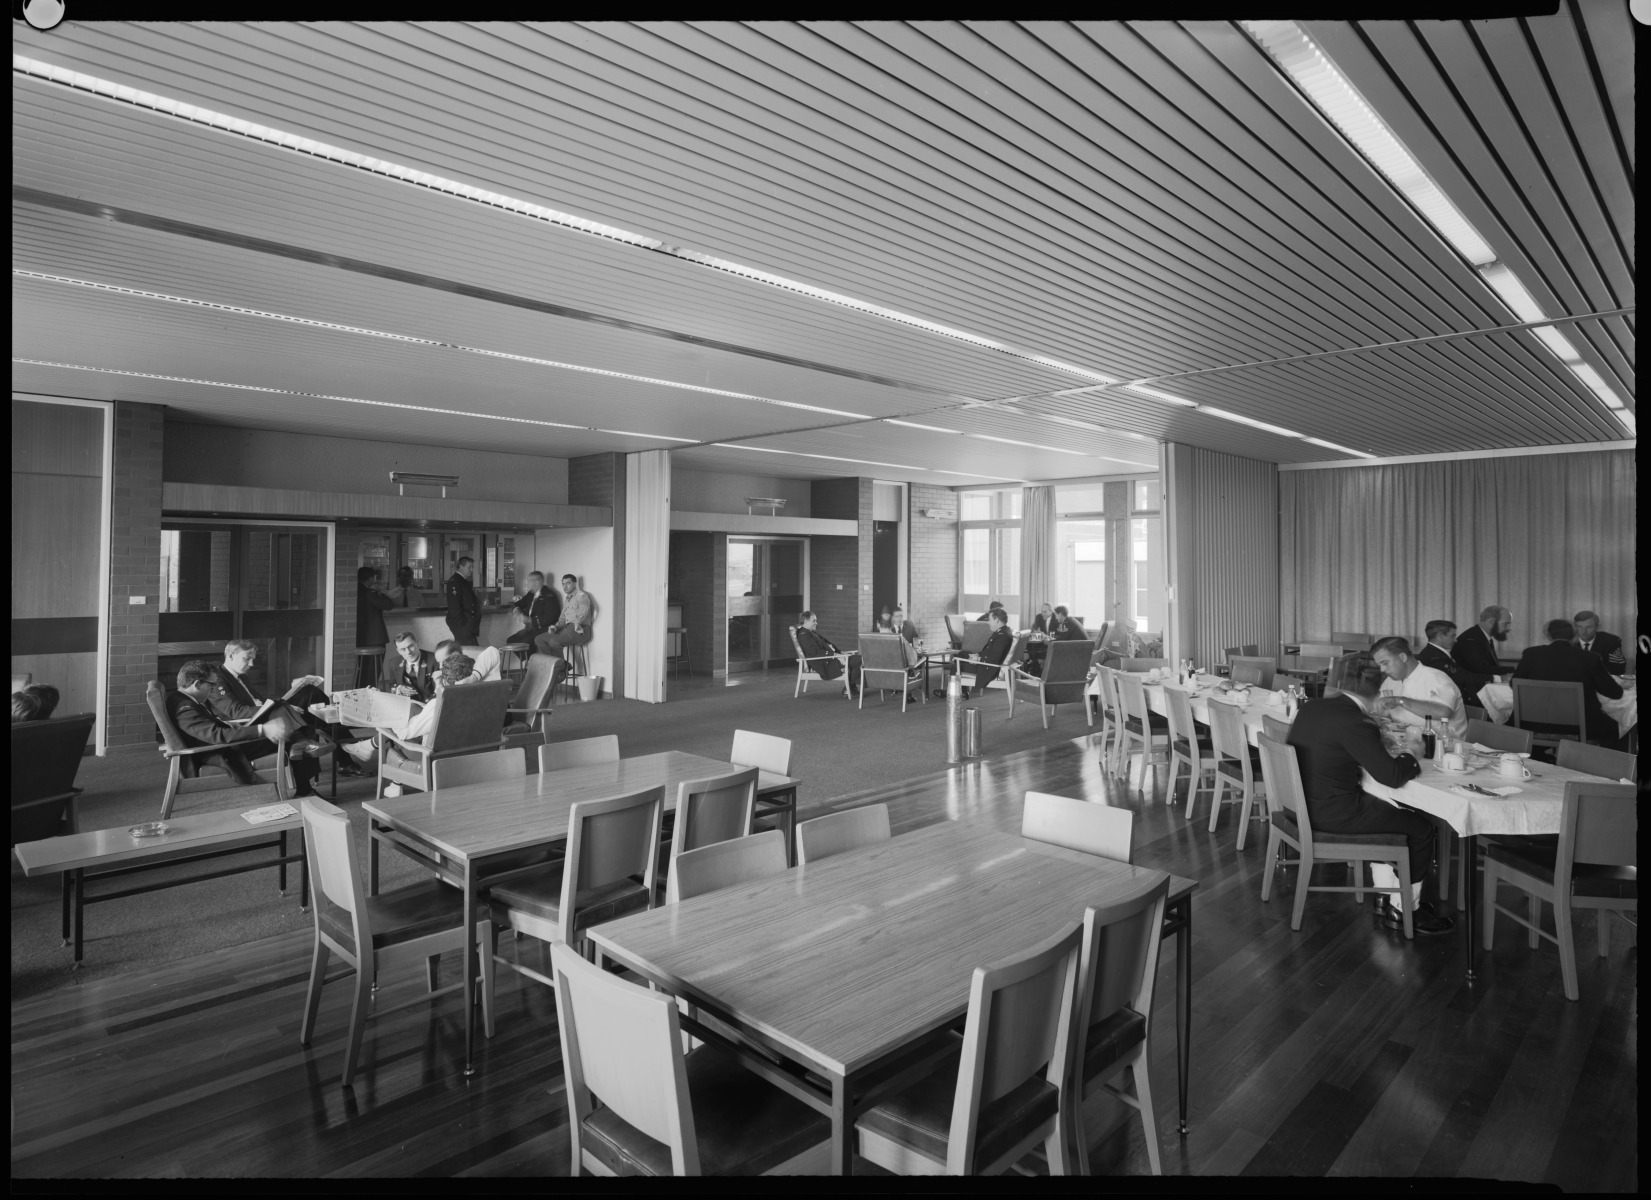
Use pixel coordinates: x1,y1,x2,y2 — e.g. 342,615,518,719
390,471,458,497
1302,436,1378,458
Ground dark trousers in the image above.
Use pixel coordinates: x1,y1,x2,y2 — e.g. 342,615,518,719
1311,794,1437,885
447,618,481,645
198,739,320,790
506,627,541,656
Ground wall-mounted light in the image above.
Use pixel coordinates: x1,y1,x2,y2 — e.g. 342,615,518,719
391,471,459,497
745,497,788,515
921,508,954,521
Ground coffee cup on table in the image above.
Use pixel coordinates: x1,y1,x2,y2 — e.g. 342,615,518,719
1441,752,1466,772
1498,753,1532,781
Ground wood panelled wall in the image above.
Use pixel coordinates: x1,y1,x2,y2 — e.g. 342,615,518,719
1164,444,1281,667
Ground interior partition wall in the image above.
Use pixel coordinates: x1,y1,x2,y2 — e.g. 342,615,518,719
623,448,670,704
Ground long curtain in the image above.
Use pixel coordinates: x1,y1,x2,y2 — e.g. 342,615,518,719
1019,485,1056,623
1280,450,1636,658
623,449,671,703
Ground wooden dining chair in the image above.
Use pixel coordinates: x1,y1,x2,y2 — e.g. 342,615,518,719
795,803,891,866
670,830,789,903
1161,687,1214,818
432,747,527,792
732,729,796,864
147,680,287,818
1510,679,1589,751
1207,700,1266,849
855,921,1085,1175
502,653,559,759
663,769,759,904
1240,644,1260,657
1070,876,1171,1175
1260,713,1293,743
540,734,620,773
1465,718,1534,755
296,798,495,1088
377,680,513,797
1111,672,1171,797
552,944,831,1175
859,632,926,711
1257,735,1416,937
1093,667,1123,775
1268,676,1293,692
1298,643,1343,659
489,786,665,987
1021,791,1133,863
1229,657,1275,689
1222,646,1243,666
1009,639,1093,729
1331,632,1375,647
1556,739,1637,782
1482,781,1636,1001
1119,658,1168,672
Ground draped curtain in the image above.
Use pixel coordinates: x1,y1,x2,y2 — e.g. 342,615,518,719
1020,485,1056,623
1279,450,1636,662
623,449,671,703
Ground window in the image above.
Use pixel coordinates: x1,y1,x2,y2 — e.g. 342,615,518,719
1134,480,1161,513
1055,519,1106,628
959,488,1022,617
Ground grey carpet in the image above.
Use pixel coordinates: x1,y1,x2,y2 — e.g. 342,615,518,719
10,670,1097,1000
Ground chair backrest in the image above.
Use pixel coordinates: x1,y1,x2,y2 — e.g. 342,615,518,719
1223,646,1243,664
1119,658,1167,672
1292,655,1335,675
960,621,992,654
540,734,620,773
1021,791,1133,862
788,624,809,663
300,797,371,955
671,829,789,903
999,632,1031,675
858,632,909,673
432,747,526,792
560,786,666,943
1078,873,1170,1045
1331,632,1375,646
1113,671,1153,728
1241,644,1260,657
509,654,560,729
1555,739,1637,782
1464,717,1534,754
1229,656,1276,688
1268,676,1293,692
666,768,759,901
1206,699,1249,765
795,803,891,866
730,729,791,776
1511,679,1586,735
1561,782,1637,875
553,943,699,1175
426,680,512,755
11,712,96,843
1257,734,1311,838
146,680,191,753
1094,665,1119,718
1299,643,1343,658
1463,704,1487,723
1161,686,1198,753
1261,713,1293,743
1041,639,1093,687
948,921,1083,1175
944,614,967,650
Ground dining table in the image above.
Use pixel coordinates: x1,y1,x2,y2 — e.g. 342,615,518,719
362,750,798,1074
1090,670,1285,748
589,820,1198,1174
1475,678,1638,742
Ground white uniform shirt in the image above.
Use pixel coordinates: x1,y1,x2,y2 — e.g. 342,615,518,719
1380,663,1467,741
467,645,503,684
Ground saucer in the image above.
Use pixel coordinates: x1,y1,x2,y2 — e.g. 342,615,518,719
129,822,170,839
1437,764,1477,774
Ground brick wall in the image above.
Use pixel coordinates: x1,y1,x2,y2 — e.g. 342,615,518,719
568,453,618,508
331,525,363,687
106,402,165,749
855,478,875,633
908,483,959,648
809,535,861,649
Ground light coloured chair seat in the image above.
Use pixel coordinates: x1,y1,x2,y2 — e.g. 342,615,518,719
318,879,491,951
489,871,652,937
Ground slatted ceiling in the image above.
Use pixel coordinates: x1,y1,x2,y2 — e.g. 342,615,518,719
1575,1,1634,171
873,407,1159,466
666,442,1000,487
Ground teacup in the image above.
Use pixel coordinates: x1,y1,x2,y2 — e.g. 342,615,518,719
1440,752,1466,772
1498,753,1532,781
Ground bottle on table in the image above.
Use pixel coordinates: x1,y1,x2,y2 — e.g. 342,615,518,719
1421,716,1437,762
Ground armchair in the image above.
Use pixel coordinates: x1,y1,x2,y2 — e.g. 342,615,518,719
788,625,851,699
146,681,286,819
377,680,512,797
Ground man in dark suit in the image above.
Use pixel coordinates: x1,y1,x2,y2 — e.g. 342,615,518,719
948,609,1014,698
445,556,481,645
215,640,359,773
506,571,560,658
1286,652,1452,935
1418,620,1498,705
1571,611,1627,672
1452,604,1512,682
166,660,322,795
379,632,438,702
355,566,395,686
795,610,860,697
1513,618,1626,749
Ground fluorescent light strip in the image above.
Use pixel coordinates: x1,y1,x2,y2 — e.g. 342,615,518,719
1194,406,1304,439
1303,437,1378,458
710,443,983,477
13,269,872,421
1123,385,1199,408
884,419,1150,465
13,53,1117,389
1614,410,1635,436
10,358,699,441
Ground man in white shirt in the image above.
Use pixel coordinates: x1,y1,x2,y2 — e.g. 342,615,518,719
1372,635,1467,742
435,639,502,684
377,653,477,795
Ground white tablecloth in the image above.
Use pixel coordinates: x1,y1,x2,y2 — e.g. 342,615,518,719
1088,670,1284,747
1478,680,1637,738
1360,759,1611,838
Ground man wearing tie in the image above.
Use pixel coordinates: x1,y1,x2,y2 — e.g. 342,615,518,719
1572,610,1627,672
507,571,560,658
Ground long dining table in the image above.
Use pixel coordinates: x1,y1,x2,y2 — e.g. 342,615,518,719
589,820,1196,1175
362,750,798,1074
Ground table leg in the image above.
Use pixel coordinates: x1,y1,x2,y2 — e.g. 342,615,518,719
1463,834,1477,984
73,868,85,965
61,871,72,945
369,822,380,896
278,830,288,894
830,1074,853,1175
1176,898,1192,1135
463,866,478,1076
299,828,310,911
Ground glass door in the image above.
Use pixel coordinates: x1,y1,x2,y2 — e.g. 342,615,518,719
726,538,806,672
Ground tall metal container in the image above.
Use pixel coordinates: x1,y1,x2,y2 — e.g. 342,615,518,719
946,673,964,763
963,707,984,758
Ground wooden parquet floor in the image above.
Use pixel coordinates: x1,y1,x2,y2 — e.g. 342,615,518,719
10,735,1638,1184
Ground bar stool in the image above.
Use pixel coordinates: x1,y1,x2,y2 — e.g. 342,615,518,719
353,645,385,688
558,643,589,701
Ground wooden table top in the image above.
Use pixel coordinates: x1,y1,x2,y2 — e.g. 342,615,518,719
14,803,298,876
590,821,1194,1078
363,750,796,865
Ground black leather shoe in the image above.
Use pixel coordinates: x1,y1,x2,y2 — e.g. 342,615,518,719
1379,899,1454,936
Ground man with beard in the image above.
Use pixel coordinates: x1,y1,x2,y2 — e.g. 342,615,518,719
1452,604,1512,683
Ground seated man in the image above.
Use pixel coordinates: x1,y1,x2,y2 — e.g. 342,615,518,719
1372,635,1468,743
1572,610,1627,672
215,639,360,772
1513,618,1626,749
939,609,1013,699
795,609,860,696
1286,653,1451,935
890,604,923,668
380,632,438,702
11,683,60,723
166,660,323,797
1453,604,1512,681
507,571,561,658
534,573,594,667
977,599,1006,623
1417,620,1500,705
374,653,477,795
1048,606,1088,641
435,639,503,684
